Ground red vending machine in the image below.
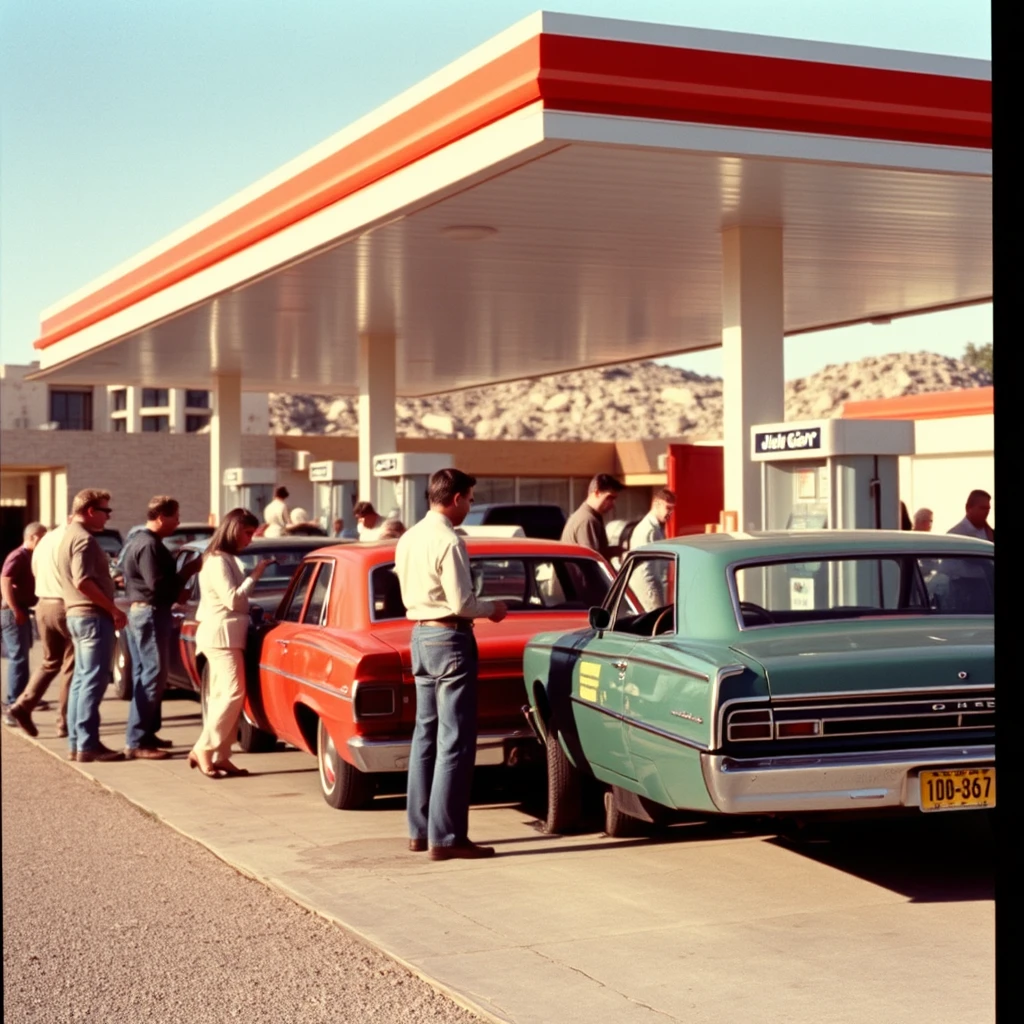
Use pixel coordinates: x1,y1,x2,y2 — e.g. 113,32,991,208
663,444,723,538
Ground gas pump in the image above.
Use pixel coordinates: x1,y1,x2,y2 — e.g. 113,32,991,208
222,467,276,519
751,419,914,531
372,453,453,525
308,461,358,535
748,418,915,611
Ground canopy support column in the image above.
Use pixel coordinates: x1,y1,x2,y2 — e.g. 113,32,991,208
721,225,785,532
358,333,397,512
209,374,242,522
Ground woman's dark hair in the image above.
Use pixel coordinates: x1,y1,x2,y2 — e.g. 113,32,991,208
204,507,260,561
900,501,912,531
428,468,476,507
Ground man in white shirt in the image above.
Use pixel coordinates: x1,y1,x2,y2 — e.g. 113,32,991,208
263,486,291,538
354,501,387,541
394,468,507,861
629,488,676,611
947,489,994,542
9,519,74,738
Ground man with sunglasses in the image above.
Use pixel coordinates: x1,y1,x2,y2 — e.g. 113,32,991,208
56,489,128,762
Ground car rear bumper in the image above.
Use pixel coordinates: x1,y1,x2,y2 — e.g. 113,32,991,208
700,744,995,814
347,729,536,773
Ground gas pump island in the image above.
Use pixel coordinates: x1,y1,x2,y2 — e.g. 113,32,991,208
750,418,915,532
372,453,452,525
222,467,276,519
308,461,359,534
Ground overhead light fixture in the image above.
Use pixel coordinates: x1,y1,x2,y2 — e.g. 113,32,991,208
440,225,497,241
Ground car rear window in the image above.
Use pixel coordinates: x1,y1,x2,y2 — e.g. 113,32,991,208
733,554,994,627
369,556,612,621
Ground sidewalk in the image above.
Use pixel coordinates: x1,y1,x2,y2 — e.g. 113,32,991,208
1,679,995,1024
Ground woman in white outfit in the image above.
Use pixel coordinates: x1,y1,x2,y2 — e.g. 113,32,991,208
188,508,274,779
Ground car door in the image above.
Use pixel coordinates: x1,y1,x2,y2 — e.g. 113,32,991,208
260,560,319,745
569,559,657,782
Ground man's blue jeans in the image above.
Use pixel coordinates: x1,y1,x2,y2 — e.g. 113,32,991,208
407,624,479,848
66,613,115,753
124,604,171,749
1,607,33,706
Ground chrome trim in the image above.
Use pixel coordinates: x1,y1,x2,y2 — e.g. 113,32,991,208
258,662,353,702
346,729,534,773
700,743,995,815
768,684,994,703
716,696,771,751
726,551,994,632
605,550,679,627
569,695,708,752
709,665,750,749
727,708,775,743
617,652,709,681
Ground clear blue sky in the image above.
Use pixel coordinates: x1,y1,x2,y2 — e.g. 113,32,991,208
0,0,991,381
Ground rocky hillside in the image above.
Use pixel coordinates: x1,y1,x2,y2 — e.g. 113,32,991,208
269,351,991,442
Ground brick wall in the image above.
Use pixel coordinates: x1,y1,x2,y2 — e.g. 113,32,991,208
0,430,276,524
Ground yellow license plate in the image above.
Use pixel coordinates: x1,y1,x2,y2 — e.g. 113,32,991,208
919,767,995,812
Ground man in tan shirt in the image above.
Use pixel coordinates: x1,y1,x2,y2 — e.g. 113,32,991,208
57,489,128,763
395,468,507,861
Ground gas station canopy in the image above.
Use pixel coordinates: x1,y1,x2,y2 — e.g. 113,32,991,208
32,12,990,396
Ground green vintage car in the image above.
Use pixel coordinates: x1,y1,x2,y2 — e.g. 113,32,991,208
522,530,994,835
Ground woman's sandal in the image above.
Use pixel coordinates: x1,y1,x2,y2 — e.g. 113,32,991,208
214,760,250,777
188,752,225,778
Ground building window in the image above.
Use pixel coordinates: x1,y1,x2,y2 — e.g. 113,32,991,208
111,388,127,411
185,414,210,433
141,388,169,408
112,417,127,433
185,389,210,409
141,415,169,432
49,389,93,431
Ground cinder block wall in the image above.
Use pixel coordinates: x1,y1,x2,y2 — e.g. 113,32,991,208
0,430,276,525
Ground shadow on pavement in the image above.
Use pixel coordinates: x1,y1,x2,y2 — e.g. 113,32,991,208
767,813,995,903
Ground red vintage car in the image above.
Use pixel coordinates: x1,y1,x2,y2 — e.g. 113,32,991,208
179,537,614,809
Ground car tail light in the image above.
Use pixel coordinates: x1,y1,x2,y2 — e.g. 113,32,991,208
776,720,821,739
726,708,773,741
354,685,396,718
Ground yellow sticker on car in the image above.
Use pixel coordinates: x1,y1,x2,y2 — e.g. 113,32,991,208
579,661,600,702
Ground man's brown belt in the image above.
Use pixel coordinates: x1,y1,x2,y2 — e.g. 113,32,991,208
416,617,473,630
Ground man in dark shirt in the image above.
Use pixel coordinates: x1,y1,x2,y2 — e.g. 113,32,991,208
560,474,624,561
2,522,46,721
120,496,200,759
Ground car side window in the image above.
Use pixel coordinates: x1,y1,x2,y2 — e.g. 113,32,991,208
302,563,333,626
610,555,675,633
279,562,317,623
470,559,528,608
177,551,201,601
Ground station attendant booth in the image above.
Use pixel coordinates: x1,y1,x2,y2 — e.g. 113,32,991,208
308,460,359,535
372,452,452,525
745,419,915,612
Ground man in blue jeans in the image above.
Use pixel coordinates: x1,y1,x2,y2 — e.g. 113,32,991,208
394,468,507,861
119,495,200,759
56,489,128,762
2,522,47,722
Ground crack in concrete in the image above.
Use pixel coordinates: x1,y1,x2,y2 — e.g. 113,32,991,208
530,947,680,1022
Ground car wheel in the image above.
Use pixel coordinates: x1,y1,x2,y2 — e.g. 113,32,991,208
111,634,132,701
603,787,642,838
317,719,374,810
543,726,582,834
237,715,277,753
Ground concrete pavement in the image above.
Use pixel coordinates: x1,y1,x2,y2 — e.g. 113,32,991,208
1,666,995,1024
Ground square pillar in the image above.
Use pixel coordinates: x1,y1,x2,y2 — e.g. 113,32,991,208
357,333,396,509
210,374,242,522
721,226,785,532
